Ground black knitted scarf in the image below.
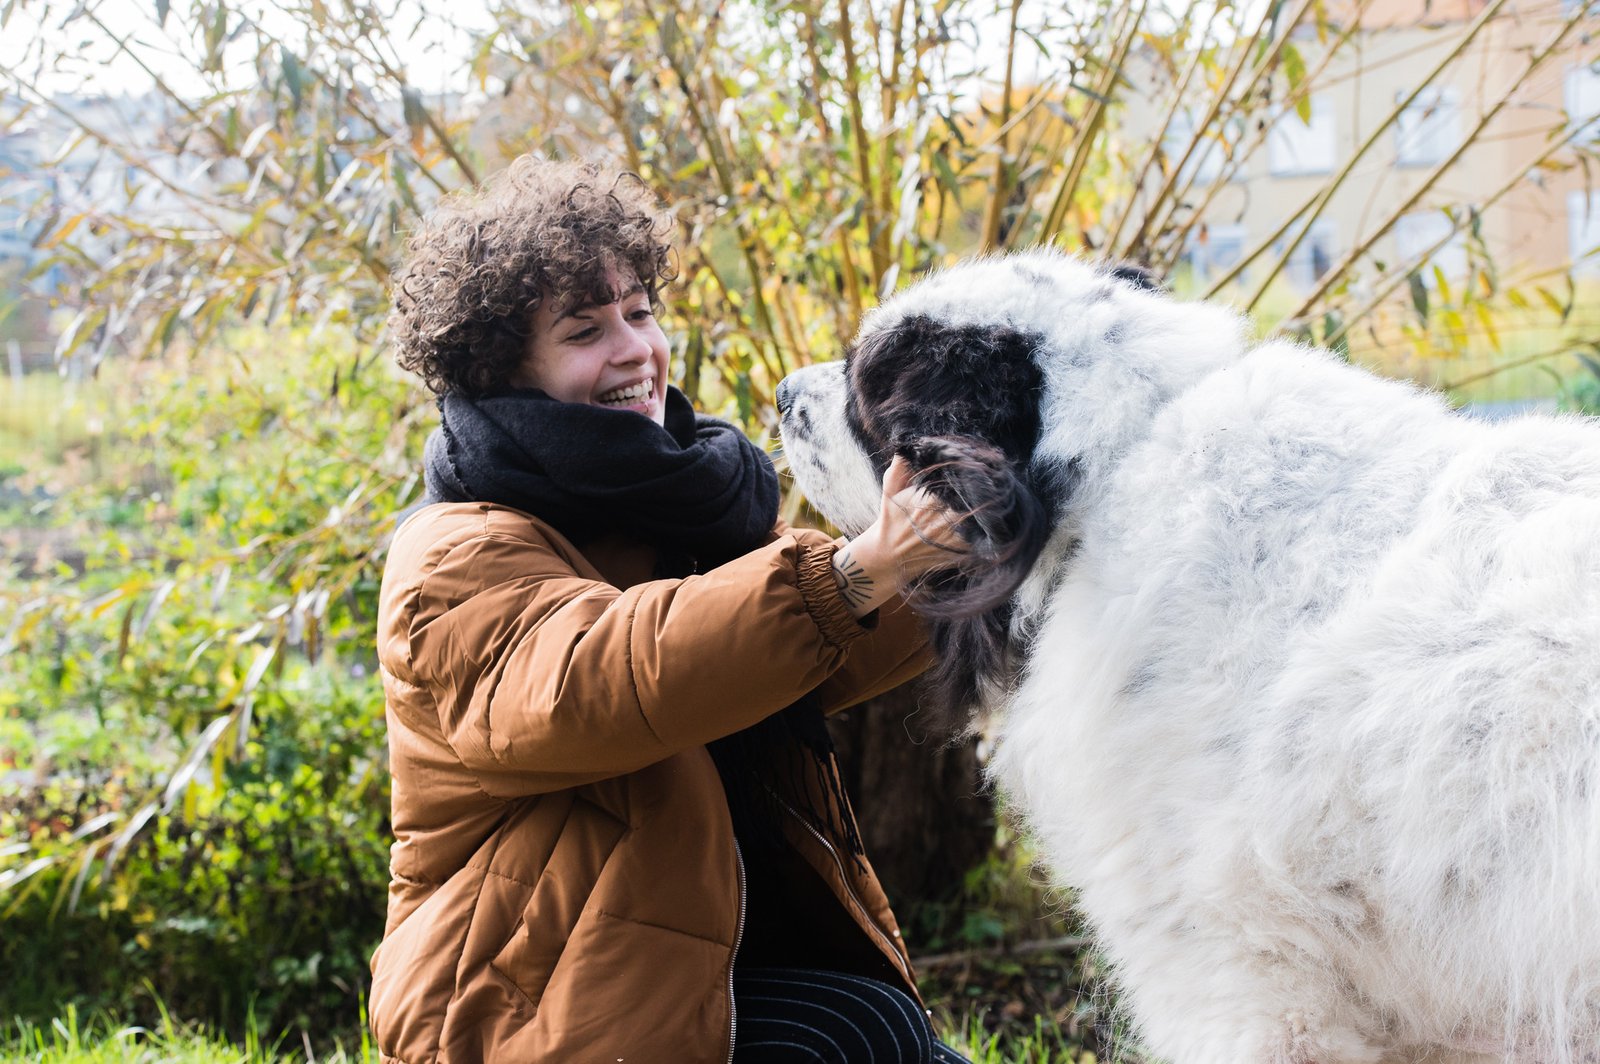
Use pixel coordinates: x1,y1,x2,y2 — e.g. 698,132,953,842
417,384,864,862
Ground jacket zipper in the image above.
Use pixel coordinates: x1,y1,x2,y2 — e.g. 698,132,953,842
778,799,914,989
726,839,746,1064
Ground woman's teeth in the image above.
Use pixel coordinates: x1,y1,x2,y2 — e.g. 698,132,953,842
598,379,653,406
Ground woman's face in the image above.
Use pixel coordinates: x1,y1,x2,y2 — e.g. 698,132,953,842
513,268,670,424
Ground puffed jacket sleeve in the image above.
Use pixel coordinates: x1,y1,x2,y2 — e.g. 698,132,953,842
775,524,934,715
379,504,907,798
813,593,931,715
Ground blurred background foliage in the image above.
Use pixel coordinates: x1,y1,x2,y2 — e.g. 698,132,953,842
3,0,1600,1058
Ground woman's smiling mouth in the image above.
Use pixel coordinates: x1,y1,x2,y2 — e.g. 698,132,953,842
597,377,655,409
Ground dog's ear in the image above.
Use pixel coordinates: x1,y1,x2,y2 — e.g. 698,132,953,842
900,435,1054,731
1109,262,1162,292
904,435,1050,619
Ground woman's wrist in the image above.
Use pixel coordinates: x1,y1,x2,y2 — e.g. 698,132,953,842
831,531,899,619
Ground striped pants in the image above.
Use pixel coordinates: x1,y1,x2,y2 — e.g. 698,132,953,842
732,967,971,1063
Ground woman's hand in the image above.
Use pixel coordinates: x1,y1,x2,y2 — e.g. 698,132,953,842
830,455,966,618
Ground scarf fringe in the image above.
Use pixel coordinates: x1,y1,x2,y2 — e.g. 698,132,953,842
707,695,866,870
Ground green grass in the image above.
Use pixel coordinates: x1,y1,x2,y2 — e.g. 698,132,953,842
0,371,113,477
0,1008,1089,1064
0,1006,378,1064
943,1013,1103,1063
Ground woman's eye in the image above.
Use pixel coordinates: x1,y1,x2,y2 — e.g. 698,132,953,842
629,307,654,322
566,327,599,342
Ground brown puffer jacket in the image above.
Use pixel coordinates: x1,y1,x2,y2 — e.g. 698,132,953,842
370,501,933,1063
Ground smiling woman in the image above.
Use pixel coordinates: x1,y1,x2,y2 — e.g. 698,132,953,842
387,157,676,401
511,273,670,422
373,156,969,1063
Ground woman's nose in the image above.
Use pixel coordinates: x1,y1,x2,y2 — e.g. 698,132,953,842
607,315,654,365
614,329,653,365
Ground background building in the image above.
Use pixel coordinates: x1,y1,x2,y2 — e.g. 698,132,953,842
1125,0,1600,294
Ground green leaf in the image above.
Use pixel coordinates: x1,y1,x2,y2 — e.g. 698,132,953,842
1408,271,1429,322
390,157,419,216
401,87,427,141
203,4,227,72
1322,311,1349,361
281,47,305,112
931,149,960,193
1282,44,1310,124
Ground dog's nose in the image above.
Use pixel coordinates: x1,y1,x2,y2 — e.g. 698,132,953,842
775,377,795,416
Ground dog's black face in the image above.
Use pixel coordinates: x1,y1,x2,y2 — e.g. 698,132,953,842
848,314,1046,471
845,311,1059,590
781,312,1068,724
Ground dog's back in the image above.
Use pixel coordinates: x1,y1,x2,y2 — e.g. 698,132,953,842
996,341,1600,1063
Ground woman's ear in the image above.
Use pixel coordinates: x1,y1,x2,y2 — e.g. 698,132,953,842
903,435,1050,618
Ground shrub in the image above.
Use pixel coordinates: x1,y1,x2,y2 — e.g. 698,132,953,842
0,330,422,1042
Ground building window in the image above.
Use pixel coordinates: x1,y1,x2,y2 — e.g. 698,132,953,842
1268,95,1336,177
1570,190,1600,276
1395,209,1468,281
1164,112,1247,185
1394,88,1460,168
1276,220,1338,290
1165,109,1223,184
1566,63,1600,141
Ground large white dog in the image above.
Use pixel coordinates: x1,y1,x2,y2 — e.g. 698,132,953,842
776,249,1600,1064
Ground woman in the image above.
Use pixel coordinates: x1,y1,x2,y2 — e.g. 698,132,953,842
371,156,970,1063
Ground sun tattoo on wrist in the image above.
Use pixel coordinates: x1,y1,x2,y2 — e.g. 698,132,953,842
831,547,875,611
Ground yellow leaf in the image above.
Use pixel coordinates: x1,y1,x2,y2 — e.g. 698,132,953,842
42,212,87,249
1473,303,1502,353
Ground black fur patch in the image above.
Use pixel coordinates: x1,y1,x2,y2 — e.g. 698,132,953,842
846,315,1061,726
842,387,887,479
1109,262,1163,292
848,316,1046,465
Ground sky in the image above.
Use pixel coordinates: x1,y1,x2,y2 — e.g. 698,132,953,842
1,0,496,100
0,0,1095,103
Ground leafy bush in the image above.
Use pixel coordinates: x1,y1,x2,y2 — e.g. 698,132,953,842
2,674,387,1037
1559,354,1600,414
0,330,423,1040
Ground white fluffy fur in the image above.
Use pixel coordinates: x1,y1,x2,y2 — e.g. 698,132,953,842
779,249,1600,1064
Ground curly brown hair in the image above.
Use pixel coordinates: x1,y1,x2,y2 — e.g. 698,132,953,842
388,157,676,397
